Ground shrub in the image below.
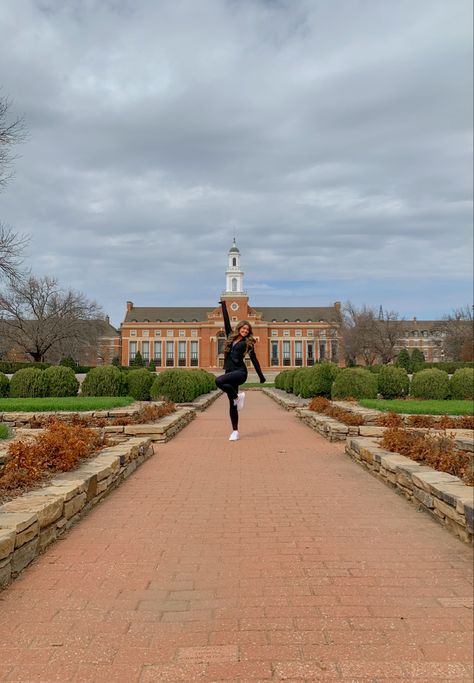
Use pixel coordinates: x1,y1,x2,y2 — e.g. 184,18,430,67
411,368,450,400
297,363,341,398
59,356,80,372
0,361,51,374
148,358,157,371
274,371,288,390
0,372,9,398
292,368,309,396
280,369,299,393
377,366,409,399
0,421,103,495
410,348,425,372
130,351,145,367
308,395,365,425
126,368,154,400
331,368,378,400
150,369,196,403
9,368,49,398
189,369,215,395
81,366,127,397
395,348,411,372
450,368,474,400
308,396,331,413
44,366,79,397
376,412,404,427
423,361,474,374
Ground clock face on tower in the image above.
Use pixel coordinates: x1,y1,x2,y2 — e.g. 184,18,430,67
230,302,239,311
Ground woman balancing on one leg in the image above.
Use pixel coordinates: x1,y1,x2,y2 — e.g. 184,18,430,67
215,299,266,441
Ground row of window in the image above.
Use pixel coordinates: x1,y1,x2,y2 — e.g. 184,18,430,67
128,328,337,338
129,340,199,367
269,339,338,366
129,329,199,338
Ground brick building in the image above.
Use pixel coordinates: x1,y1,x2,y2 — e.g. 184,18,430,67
120,241,342,372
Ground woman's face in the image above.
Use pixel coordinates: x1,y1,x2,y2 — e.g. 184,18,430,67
239,324,250,338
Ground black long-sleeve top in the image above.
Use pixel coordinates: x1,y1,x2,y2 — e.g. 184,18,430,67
220,301,265,381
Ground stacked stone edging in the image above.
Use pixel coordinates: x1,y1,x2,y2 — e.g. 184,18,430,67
346,436,474,544
261,387,310,410
0,436,154,588
177,388,221,412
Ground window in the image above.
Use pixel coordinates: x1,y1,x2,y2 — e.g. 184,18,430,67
232,277,237,292
154,341,162,366
319,340,326,360
331,340,338,362
271,330,278,336
141,341,149,361
142,330,149,337
320,330,327,338
130,330,137,337
271,341,279,366
283,330,290,337
190,340,198,366
295,330,302,337
306,341,314,366
283,340,291,366
307,330,314,337
179,330,185,337
154,330,161,336
191,329,198,337
232,316,237,322
166,341,174,366
217,332,226,355
129,341,137,363
232,257,237,266
178,341,186,366
167,329,173,337
295,340,302,366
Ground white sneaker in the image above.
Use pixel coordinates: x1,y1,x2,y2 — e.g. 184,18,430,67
229,430,239,441
236,392,245,411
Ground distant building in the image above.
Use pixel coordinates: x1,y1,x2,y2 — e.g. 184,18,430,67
120,241,342,372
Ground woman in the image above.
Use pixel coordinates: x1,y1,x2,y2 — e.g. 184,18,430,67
215,299,266,440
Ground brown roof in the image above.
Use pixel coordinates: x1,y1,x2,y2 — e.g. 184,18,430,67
124,306,339,324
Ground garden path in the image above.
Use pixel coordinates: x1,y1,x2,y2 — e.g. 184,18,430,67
0,391,472,682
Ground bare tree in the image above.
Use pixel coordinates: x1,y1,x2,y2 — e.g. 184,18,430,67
0,222,29,281
437,306,474,361
0,95,27,190
0,275,104,362
341,302,403,365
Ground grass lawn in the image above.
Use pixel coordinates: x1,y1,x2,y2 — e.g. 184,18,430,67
359,399,474,416
0,425,9,439
241,382,275,389
0,396,136,412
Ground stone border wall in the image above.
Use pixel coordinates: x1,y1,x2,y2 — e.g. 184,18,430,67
0,398,208,589
346,437,474,544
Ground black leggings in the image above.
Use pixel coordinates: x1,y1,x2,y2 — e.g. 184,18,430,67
215,369,247,431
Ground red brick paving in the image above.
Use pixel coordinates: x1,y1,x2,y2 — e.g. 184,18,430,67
0,392,472,682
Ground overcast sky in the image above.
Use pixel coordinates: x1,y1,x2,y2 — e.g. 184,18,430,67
0,0,472,326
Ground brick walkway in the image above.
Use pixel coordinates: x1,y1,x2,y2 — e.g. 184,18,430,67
0,392,472,682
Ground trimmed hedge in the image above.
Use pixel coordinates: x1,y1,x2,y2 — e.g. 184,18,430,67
9,368,49,398
450,368,474,400
151,369,216,403
126,368,154,401
410,368,450,400
377,366,410,399
81,366,127,397
0,361,51,374
0,372,9,398
44,366,80,397
331,368,378,400
293,364,341,398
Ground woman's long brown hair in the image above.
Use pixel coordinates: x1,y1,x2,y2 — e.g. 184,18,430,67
224,320,256,355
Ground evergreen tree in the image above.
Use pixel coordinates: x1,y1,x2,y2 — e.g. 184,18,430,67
395,348,411,372
130,350,144,367
411,348,426,372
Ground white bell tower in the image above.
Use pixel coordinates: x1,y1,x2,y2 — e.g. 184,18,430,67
223,239,246,295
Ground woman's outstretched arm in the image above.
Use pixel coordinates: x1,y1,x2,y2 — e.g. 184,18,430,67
219,299,232,336
249,349,266,383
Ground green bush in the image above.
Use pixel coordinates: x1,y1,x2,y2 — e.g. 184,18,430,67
150,369,196,402
411,368,450,400
331,368,378,400
59,356,80,372
450,368,474,400
44,366,79,397
81,366,127,397
130,351,145,367
126,368,154,400
9,368,49,398
282,369,299,393
0,372,9,398
410,348,426,372
189,369,216,396
274,371,288,390
292,368,312,396
297,363,341,398
422,361,474,374
377,366,410,399
0,361,51,374
395,348,411,372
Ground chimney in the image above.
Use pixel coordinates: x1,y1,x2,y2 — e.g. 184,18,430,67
334,301,341,312
126,301,134,312
105,315,110,324
413,316,417,322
